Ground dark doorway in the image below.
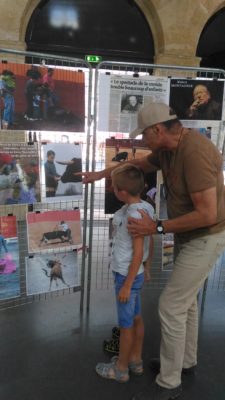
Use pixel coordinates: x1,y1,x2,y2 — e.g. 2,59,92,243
196,7,225,71
25,0,154,64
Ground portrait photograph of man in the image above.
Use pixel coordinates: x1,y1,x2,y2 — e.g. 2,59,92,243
169,78,224,121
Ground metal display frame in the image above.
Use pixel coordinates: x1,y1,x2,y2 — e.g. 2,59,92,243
86,60,225,312
0,48,92,312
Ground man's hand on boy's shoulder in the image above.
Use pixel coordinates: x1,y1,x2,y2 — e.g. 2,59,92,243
128,209,156,236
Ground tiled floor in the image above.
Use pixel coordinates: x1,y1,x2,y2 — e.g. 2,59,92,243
0,285,225,400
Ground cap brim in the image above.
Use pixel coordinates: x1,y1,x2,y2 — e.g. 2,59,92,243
129,128,143,139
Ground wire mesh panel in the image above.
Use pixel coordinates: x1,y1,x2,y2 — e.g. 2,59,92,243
0,48,92,311
86,60,225,309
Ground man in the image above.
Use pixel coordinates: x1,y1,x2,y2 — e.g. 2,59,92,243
57,220,72,242
122,95,142,113
80,102,225,400
186,84,221,120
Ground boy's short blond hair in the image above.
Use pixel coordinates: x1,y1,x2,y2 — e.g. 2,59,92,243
111,164,144,196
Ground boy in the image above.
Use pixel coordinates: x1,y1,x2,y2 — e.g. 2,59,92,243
96,164,154,383
44,150,61,197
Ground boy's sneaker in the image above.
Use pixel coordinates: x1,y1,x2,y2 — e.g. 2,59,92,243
103,338,119,355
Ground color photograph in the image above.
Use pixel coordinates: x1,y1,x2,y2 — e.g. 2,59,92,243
162,233,174,271
105,138,151,213
27,209,82,254
0,62,85,132
0,142,40,205
0,215,20,300
26,250,79,295
169,78,224,121
42,142,82,201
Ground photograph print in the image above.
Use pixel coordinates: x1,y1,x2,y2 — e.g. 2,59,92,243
121,94,143,114
169,78,224,121
0,215,20,300
0,62,85,132
42,142,82,201
162,233,174,272
0,142,40,205
26,250,79,296
27,209,82,254
105,138,153,214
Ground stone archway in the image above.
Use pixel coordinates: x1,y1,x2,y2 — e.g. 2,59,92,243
196,3,225,69
23,0,156,64
135,0,164,60
19,0,41,45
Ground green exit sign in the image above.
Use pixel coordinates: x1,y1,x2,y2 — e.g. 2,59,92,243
85,55,102,63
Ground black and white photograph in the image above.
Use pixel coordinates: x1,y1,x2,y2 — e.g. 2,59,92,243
26,250,79,295
121,94,143,113
42,142,82,201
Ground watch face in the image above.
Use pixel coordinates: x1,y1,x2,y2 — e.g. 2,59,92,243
157,222,164,233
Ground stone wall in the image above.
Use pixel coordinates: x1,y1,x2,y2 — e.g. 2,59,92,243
0,0,225,66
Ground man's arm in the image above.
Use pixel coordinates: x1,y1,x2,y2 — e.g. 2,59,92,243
76,155,158,184
128,186,217,236
56,160,75,165
118,236,144,303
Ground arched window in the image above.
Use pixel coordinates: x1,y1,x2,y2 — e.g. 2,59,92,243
25,0,154,63
196,8,225,70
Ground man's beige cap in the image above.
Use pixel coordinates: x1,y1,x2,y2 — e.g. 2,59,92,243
129,102,178,138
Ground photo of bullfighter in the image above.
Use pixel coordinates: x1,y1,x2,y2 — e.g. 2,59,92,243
42,142,82,201
26,209,82,254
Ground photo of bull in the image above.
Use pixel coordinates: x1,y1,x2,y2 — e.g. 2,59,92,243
111,152,128,162
39,228,73,246
42,259,70,290
57,157,82,183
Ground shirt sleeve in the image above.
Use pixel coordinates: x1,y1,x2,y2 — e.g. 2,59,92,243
183,148,222,193
147,152,161,169
127,209,143,220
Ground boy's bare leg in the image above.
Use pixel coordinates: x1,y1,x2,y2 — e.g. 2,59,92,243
117,315,144,371
129,315,144,363
117,326,134,371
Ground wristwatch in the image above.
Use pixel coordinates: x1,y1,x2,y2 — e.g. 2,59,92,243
156,220,165,234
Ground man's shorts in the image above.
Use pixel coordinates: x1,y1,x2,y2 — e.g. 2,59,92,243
114,272,144,328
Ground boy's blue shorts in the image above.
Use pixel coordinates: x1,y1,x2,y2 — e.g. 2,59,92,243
114,272,144,329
